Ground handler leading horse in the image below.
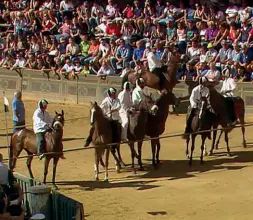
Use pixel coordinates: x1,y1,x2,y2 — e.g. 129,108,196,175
9,111,65,189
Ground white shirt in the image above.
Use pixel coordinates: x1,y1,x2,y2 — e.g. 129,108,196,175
33,108,54,133
13,58,26,68
204,69,220,82
132,86,153,106
100,97,121,121
147,51,162,72
60,0,74,11
97,65,115,76
99,43,110,57
0,162,9,185
118,90,132,113
220,78,236,97
62,64,74,72
190,85,210,108
106,5,116,17
225,6,238,18
187,47,200,60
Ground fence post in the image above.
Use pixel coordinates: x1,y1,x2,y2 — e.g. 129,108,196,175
29,185,52,220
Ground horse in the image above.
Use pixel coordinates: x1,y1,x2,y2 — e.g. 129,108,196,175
90,101,123,181
208,91,246,155
127,96,157,173
145,89,177,168
121,48,181,92
185,96,215,165
9,111,65,190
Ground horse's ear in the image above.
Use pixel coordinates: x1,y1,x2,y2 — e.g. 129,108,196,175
90,101,93,106
94,101,98,106
55,111,58,115
61,110,64,116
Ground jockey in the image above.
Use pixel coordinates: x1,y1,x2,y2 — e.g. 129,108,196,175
84,87,121,147
146,48,166,89
118,82,133,142
220,66,237,125
182,76,212,139
33,100,53,160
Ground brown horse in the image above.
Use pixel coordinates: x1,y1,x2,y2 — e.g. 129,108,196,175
208,93,246,155
145,90,177,168
90,101,123,181
185,97,215,165
214,97,246,149
121,50,181,92
127,97,157,173
9,111,65,189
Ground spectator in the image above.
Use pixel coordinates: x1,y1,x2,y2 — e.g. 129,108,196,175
11,53,26,71
131,41,145,68
204,62,220,82
116,39,131,69
215,40,232,69
206,43,218,64
60,58,73,79
12,91,25,133
182,61,197,81
205,21,218,42
239,43,253,71
105,20,121,38
97,59,115,76
65,37,80,61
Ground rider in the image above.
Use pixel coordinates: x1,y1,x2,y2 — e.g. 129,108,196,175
182,76,212,139
118,82,133,142
220,66,237,125
84,87,122,147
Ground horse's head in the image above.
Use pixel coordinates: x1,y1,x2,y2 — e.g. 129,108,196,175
90,101,103,125
199,96,209,119
53,110,65,130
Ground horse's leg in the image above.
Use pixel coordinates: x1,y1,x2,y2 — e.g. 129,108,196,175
52,157,60,190
215,130,223,150
43,157,51,184
129,143,136,174
200,135,207,164
25,151,34,179
94,149,99,181
224,131,231,156
99,158,105,168
209,125,218,156
110,145,121,173
189,135,196,166
151,139,157,169
186,136,190,159
137,141,144,171
239,117,246,148
156,139,161,165
104,147,110,182
116,145,126,167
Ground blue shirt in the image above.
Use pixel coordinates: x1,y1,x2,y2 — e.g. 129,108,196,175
12,98,25,122
116,45,132,60
155,49,164,60
133,48,145,61
239,49,253,63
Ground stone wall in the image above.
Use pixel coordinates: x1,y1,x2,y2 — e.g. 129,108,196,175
1,68,253,113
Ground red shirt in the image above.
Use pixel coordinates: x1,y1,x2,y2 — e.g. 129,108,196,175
105,24,121,38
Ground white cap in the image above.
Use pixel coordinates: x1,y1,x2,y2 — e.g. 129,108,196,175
30,214,45,220
145,42,151,48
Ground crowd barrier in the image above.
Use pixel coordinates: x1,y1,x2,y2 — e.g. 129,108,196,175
13,172,84,220
1,68,253,112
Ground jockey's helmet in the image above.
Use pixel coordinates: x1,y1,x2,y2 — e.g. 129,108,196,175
107,87,117,97
123,82,131,91
136,78,144,87
38,99,49,109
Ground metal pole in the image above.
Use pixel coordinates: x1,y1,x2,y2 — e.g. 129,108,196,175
76,75,79,105
3,91,11,168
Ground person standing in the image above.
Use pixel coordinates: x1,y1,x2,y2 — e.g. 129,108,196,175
12,91,25,133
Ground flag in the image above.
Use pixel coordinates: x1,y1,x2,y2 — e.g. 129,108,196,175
4,96,9,113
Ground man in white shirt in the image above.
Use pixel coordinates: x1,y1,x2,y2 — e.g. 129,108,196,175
215,40,232,68
11,53,26,70
33,100,54,160
105,0,116,18
118,82,133,141
182,76,212,139
220,66,237,125
204,62,220,83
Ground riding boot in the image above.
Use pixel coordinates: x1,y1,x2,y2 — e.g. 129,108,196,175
84,126,95,147
182,108,195,139
36,132,46,160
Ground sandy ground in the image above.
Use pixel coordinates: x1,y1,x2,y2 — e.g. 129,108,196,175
1,100,253,220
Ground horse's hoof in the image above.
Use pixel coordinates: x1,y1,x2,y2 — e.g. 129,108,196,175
52,185,59,191
186,155,190,160
116,167,121,173
215,145,219,150
139,167,145,171
121,162,127,167
227,153,232,157
208,151,213,156
103,179,109,182
243,143,247,148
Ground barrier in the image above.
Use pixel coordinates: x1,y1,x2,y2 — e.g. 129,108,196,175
1,68,253,112
13,172,84,220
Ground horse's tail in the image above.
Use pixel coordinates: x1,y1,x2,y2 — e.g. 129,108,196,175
235,96,245,120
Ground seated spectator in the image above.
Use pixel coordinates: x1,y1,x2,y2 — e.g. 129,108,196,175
79,34,90,58
165,19,176,44
198,21,207,43
116,39,131,69
205,43,218,64
0,52,15,69
131,40,145,68
231,42,241,64
60,58,74,79
204,62,220,82
105,20,121,38
186,19,198,43
228,21,240,43
205,21,218,42
239,18,252,44
214,22,229,47
198,46,208,64
187,40,200,63
196,61,209,77
65,37,80,61
235,66,251,82
82,37,99,65
11,53,26,71
25,53,38,69
97,59,115,76
214,40,232,69
98,38,111,64
71,59,83,78
182,61,197,81
225,3,238,23
239,43,253,71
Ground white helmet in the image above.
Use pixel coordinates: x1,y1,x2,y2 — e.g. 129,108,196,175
38,99,48,109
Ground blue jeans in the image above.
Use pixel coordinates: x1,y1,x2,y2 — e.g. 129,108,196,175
13,121,25,133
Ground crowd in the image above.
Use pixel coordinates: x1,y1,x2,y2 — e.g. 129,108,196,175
0,0,252,81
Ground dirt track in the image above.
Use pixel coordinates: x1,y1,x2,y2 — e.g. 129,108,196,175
1,100,253,220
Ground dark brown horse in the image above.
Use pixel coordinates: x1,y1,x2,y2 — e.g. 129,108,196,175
214,97,246,149
9,111,65,189
127,97,157,173
185,97,215,165
208,92,246,155
122,50,181,92
90,101,123,181
145,90,177,168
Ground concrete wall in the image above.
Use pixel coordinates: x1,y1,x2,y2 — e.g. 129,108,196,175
1,68,253,113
